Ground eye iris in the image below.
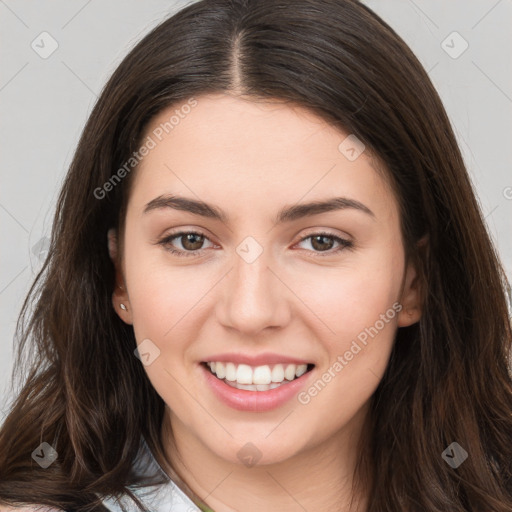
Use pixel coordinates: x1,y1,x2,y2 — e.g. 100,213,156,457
182,233,204,250
311,235,334,251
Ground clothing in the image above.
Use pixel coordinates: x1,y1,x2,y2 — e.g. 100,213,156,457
100,437,204,512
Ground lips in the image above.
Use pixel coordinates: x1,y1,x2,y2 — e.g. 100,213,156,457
199,354,316,412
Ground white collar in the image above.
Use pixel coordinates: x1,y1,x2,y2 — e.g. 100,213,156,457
100,437,202,512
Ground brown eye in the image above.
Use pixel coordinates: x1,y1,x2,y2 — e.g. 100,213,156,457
296,232,353,256
158,231,214,257
310,235,335,251
180,233,205,251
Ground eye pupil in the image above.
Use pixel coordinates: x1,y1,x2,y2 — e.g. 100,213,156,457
311,235,334,251
182,233,204,250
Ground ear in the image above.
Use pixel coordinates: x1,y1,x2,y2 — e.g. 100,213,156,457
108,228,133,325
397,237,427,328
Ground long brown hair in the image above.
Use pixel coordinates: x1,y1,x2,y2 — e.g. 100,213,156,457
1,0,511,510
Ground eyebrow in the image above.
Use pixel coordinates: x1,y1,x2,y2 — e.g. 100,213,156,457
143,194,375,223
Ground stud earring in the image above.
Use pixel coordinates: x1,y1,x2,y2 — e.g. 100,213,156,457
120,303,128,311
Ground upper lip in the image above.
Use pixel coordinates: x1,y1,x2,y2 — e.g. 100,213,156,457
201,352,313,367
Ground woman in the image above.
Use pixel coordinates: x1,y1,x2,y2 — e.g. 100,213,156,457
1,0,511,511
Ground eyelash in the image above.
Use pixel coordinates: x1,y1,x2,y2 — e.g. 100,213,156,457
157,230,353,258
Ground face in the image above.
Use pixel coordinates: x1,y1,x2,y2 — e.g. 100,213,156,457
110,92,421,467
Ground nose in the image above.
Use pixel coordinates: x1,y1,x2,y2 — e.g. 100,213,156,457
216,246,291,336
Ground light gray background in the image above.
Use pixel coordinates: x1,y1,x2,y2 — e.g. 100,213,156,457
1,0,511,420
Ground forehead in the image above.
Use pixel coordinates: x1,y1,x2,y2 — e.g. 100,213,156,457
141,93,359,166
129,93,396,221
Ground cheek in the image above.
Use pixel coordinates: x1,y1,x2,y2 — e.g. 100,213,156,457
123,247,209,409
128,272,207,366
290,251,403,344
123,241,219,382
294,265,401,438
124,232,203,323
122,242,171,341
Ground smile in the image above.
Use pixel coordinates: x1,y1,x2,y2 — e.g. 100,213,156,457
200,360,315,411
202,361,314,391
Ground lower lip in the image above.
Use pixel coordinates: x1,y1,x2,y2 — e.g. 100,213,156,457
200,363,314,412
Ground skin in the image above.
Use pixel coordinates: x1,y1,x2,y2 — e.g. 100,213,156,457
109,92,422,512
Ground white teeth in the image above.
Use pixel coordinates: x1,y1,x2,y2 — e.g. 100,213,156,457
253,365,272,385
225,381,285,391
215,362,226,379
296,364,307,377
271,364,285,383
284,364,296,381
225,362,237,381
236,364,253,384
206,361,312,386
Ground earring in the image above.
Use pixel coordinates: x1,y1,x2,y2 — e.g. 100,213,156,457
120,303,128,311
